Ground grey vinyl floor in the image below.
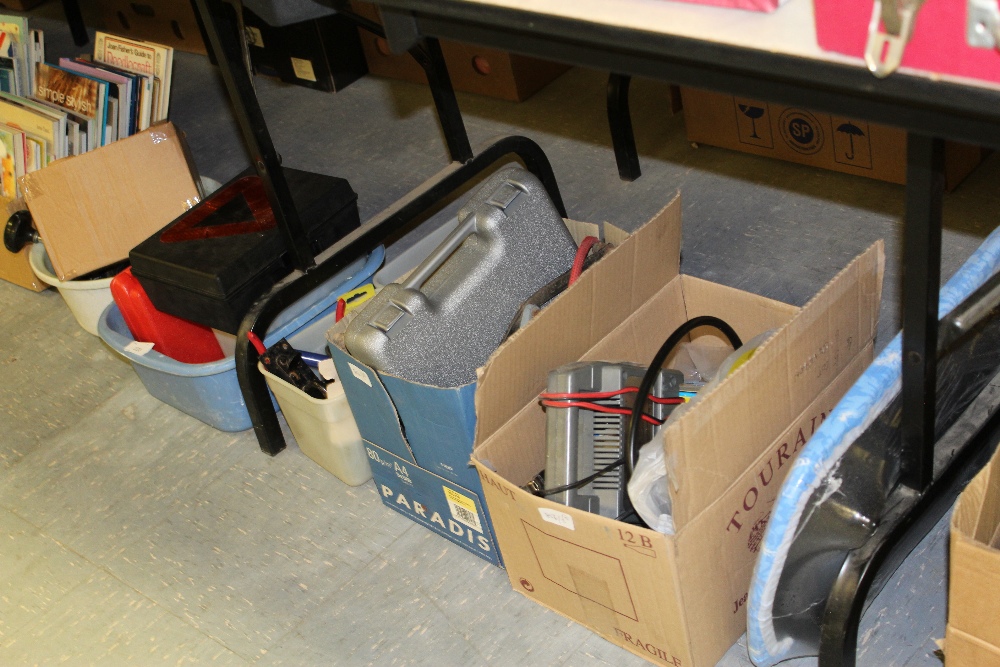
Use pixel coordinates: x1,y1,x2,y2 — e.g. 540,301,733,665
3,5,998,666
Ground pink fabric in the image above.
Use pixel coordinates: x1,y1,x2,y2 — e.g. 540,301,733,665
669,0,783,12
815,0,1000,84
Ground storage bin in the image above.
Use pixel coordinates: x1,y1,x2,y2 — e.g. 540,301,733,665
29,243,114,336
97,247,384,431
259,362,370,485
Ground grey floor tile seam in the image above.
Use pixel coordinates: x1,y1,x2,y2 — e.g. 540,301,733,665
3,520,251,662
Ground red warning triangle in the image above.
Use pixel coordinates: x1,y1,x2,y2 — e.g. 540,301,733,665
160,176,276,243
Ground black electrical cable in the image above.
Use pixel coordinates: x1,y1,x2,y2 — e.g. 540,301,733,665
539,456,626,497
624,316,742,480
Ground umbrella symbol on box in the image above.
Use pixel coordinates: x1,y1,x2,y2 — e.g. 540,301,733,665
836,122,866,160
738,104,766,139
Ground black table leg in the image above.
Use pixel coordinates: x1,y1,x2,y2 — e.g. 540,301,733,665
61,0,89,46
607,73,640,181
410,38,473,164
900,134,945,493
193,0,316,272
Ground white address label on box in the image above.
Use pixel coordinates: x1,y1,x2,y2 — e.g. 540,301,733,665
125,341,155,356
539,508,575,531
348,363,372,387
443,486,482,533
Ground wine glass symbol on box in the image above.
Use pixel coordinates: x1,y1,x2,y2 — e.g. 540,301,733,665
735,98,773,148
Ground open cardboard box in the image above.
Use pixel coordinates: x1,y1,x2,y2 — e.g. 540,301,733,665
327,216,615,567
946,443,1000,666
471,195,884,666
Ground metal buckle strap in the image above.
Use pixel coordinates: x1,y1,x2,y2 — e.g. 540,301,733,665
865,0,927,77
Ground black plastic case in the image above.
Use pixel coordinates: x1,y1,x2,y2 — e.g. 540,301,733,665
130,167,360,334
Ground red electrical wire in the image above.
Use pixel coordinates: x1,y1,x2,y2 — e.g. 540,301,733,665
335,298,347,323
569,235,600,286
540,387,685,405
540,399,664,426
246,331,267,355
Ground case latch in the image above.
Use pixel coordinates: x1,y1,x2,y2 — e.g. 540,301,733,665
865,0,927,77
968,0,1000,49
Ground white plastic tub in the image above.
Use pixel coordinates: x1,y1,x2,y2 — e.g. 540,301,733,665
29,243,113,336
259,362,371,486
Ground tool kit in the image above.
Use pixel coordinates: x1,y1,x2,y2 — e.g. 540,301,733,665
345,165,578,387
130,166,360,333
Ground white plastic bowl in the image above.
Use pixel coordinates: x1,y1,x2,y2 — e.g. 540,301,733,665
26,177,223,337
29,243,114,336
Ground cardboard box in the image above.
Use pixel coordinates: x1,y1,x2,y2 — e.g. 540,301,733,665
350,1,569,102
0,196,45,291
326,218,606,567
0,244,44,291
946,444,1000,666
471,195,884,667
243,7,367,93
22,121,200,281
97,0,207,55
680,87,983,189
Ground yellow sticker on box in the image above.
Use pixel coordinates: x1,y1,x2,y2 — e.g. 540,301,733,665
443,487,482,533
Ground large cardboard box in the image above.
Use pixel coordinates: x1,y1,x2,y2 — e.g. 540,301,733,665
326,219,605,567
681,87,983,189
946,444,1000,666
350,1,569,102
471,195,884,667
22,121,200,281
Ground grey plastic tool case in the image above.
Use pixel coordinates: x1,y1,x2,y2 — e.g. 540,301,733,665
345,166,578,387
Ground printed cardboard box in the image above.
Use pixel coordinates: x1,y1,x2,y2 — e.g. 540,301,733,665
326,218,610,567
681,87,983,190
471,195,884,667
946,443,1000,666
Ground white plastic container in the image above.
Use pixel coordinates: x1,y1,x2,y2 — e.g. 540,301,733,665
29,243,113,336
259,362,371,486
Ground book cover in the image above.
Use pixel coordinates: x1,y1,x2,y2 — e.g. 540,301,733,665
0,126,17,197
0,16,29,97
61,58,133,138
0,92,61,163
93,32,172,121
34,63,107,149
34,62,100,119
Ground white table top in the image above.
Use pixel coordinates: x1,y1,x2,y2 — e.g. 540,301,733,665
443,0,1000,91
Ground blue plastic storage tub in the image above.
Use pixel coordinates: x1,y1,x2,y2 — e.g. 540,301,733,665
98,247,384,431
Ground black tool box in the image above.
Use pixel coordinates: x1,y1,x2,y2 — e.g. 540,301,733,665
130,166,360,334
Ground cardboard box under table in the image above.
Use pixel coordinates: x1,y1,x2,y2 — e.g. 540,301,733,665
946,442,1000,666
680,87,983,189
471,196,884,667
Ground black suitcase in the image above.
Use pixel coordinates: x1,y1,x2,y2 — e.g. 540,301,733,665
130,167,360,334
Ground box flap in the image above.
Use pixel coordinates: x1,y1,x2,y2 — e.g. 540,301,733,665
475,195,682,446
666,241,885,527
329,342,415,463
23,122,201,280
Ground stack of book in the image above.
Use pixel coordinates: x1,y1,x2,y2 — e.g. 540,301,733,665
0,16,174,199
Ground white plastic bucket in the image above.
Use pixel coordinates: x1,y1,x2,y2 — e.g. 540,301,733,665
259,362,372,486
29,243,113,336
